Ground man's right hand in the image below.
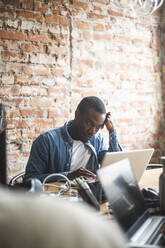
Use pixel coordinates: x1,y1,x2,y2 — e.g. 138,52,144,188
67,168,97,180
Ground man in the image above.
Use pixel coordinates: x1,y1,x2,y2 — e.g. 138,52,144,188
24,96,122,182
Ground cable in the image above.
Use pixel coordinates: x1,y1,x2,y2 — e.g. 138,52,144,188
42,173,71,196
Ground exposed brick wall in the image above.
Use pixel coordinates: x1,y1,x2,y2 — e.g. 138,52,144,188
0,0,163,181
160,3,165,161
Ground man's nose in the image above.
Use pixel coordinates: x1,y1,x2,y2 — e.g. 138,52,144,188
89,126,98,135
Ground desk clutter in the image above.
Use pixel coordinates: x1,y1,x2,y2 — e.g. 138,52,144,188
98,158,165,248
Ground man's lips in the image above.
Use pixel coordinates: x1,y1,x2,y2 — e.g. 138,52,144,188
86,134,93,140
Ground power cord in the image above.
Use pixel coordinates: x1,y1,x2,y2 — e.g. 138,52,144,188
42,173,71,196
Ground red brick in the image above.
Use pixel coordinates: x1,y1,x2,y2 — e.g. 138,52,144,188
24,65,51,76
93,33,112,40
30,53,55,64
0,40,5,47
113,36,131,43
16,75,29,86
154,64,161,72
48,108,69,118
6,110,20,118
22,151,30,157
52,6,68,15
47,44,59,53
108,9,123,17
82,89,99,96
30,98,54,108
21,109,44,118
34,1,48,12
5,63,23,74
75,21,90,30
0,30,26,41
2,51,28,63
20,86,47,96
56,35,68,46
0,86,20,96
71,10,80,16
17,11,43,22
6,130,22,140
88,13,106,19
0,8,15,18
93,6,103,13
48,87,67,97
2,74,14,85
53,119,68,128
26,131,36,139
22,0,34,10
92,0,108,4
45,15,69,26
8,153,19,161
79,59,93,68
51,68,65,76
2,98,24,107
28,32,52,43
29,119,53,128
72,1,89,10
74,80,94,87
7,120,28,129
20,43,46,53
3,40,20,50
93,23,104,31
46,0,69,4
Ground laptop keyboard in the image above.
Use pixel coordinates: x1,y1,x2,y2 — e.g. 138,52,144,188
130,216,165,245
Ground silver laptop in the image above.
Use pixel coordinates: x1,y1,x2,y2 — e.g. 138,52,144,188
98,158,165,247
101,148,154,182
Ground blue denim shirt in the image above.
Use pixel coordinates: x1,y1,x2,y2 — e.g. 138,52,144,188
24,120,122,182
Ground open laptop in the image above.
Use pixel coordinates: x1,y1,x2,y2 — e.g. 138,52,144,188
98,158,165,247
101,148,154,182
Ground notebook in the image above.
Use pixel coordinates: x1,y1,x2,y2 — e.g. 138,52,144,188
101,148,154,182
98,158,165,247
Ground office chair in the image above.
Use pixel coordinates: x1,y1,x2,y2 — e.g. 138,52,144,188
8,171,25,187
8,172,43,193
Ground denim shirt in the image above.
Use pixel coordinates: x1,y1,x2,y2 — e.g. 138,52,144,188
24,120,122,182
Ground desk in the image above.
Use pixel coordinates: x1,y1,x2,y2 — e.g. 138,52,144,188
139,168,162,192
44,168,162,214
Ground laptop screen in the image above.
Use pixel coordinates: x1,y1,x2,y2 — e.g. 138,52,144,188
97,158,146,232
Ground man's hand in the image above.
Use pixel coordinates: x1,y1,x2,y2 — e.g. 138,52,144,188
104,112,115,133
67,168,97,180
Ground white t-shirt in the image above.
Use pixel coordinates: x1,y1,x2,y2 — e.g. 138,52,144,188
70,140,92,172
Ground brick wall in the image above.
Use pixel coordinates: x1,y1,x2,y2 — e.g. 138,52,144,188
0,0,163,181
160,3,165,161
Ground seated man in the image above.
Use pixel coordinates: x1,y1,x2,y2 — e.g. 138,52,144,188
24,96,122,182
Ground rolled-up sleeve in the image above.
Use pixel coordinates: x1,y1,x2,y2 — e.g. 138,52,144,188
109,131,122,152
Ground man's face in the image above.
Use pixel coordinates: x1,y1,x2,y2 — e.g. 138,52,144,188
75,108,106,142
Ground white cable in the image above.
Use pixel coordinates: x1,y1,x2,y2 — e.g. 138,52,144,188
42,173,71,195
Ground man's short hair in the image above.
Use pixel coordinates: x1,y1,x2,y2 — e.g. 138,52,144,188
77,96,106,114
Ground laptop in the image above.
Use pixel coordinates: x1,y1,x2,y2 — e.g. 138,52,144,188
97,158,165,247
101,148,154,182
